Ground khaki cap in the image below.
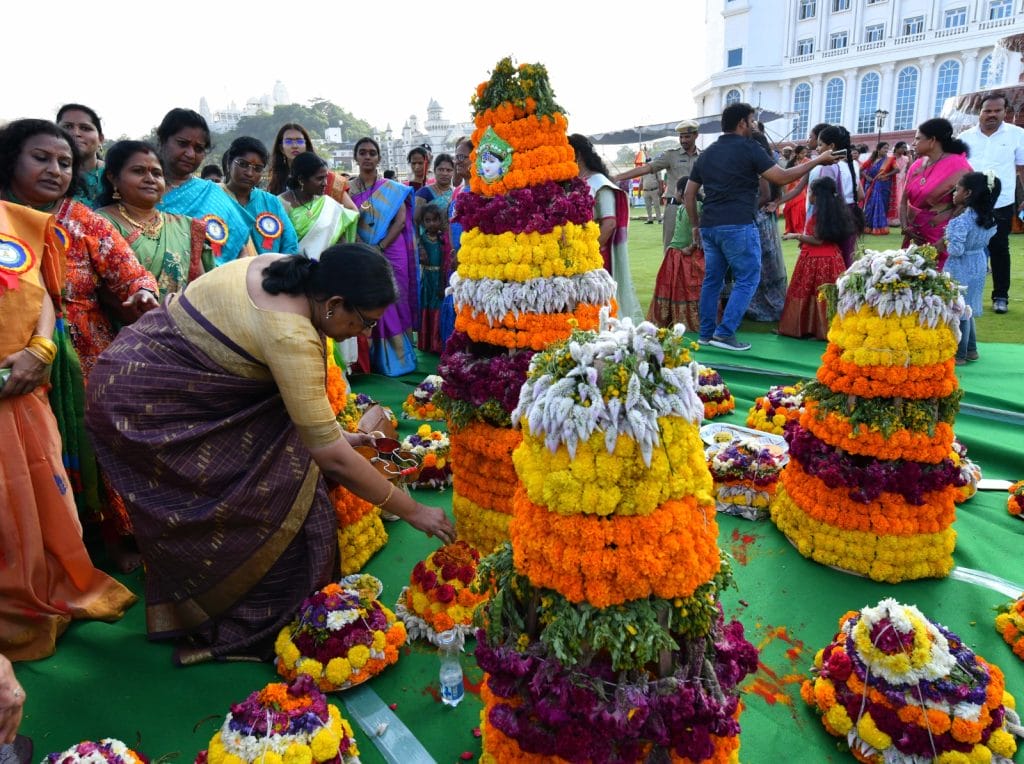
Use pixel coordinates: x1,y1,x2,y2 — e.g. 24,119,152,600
676,119,700,133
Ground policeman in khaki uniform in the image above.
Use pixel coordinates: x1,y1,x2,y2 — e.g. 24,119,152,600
615,119,701,247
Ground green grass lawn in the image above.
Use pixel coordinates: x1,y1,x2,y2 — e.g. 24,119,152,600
625,213,1024,344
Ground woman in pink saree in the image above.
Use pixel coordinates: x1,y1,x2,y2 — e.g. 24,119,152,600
900,119,971,267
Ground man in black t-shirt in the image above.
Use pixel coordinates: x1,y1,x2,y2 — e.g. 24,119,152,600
684,103,836,350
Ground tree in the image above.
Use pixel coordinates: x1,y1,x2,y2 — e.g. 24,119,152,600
615,145,636,164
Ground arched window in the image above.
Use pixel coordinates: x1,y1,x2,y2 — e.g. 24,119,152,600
979,53,1005,88
823,77,845,125
856,72,880,134
893,66,919,131
934,60,960,116
725,89,742,106
792,83,811,140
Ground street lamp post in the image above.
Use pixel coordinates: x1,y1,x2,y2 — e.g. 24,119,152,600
874,108,889,148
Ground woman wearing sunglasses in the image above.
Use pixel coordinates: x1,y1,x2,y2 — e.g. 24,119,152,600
85,244,455,665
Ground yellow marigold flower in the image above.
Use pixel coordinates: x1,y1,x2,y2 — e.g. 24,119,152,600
282,744,313,764
823,703,852,734
325,657,352,686
311,727,342,762
986,728,1016,757
220,756,245,764
254,753,283,764
296,658,324,681
856,713,892,751
348,644,371,670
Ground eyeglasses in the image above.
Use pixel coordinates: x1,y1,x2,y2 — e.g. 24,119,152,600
283,138,306,147
232,158,266,174
454,154,470,162
352,303,379,330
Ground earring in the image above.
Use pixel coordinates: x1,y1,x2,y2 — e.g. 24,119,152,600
326,310,333,319
113,188,121,200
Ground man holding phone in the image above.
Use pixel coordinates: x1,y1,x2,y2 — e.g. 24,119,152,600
684,103,837,351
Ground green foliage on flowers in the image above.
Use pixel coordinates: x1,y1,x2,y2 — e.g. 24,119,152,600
435,392,511,429
471,57,564,117
803,380,962,437
474,543,734,671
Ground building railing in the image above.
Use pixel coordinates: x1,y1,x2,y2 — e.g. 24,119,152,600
790,53,816,63
979,16,1018,31
823,46,850,57
934,25,969,38
893,32,926,45
856,40,886,52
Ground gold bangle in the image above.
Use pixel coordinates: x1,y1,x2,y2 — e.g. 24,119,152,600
376,483,396,509
28,335,57,364
24,345,53,365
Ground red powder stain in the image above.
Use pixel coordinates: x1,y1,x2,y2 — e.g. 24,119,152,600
422,684,442,702
728,527,759,565
464,674,484,696
742,624,808,720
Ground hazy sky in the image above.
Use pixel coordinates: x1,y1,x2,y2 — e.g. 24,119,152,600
4,0,707,143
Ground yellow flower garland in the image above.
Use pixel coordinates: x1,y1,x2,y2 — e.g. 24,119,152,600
771,484,956,582
206,704,356,764
453,491,512,555
827,307,957,367
456,224,603,281
338,508,387,575
513,417,712,517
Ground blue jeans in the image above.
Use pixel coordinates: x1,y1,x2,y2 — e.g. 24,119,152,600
698,224,762,339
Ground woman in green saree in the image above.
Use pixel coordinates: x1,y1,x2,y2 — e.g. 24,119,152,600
95,141,212,296
279,152,359,259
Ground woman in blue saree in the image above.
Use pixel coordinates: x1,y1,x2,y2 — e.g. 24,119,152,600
860,142,897,235
349,137,418,376
155,108,256,264
222,136,299,254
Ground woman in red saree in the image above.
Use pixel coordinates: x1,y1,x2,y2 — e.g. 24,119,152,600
900,119,971,268
782,146,809,235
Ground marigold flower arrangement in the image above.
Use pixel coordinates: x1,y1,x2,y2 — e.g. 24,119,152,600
746,382,806,435
399,424,452,490
195,676,360,764
707,438,785,521
696,364,735,420
801,599,1022,763
275,575,405,692
43,740,148,764
773,247,967,582
400,374,445,420
445,57,613,554
395,540,486,644
1008,480,1024,519
951,439,981,504
995,593,1024,660
475,313,758,761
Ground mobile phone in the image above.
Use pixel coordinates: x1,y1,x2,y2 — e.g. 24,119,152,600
0,367,10,390
830,149,848,159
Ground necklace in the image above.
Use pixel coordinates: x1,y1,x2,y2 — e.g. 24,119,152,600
291,191,318,219
918,153,948,186
357,174,378,212
118,203,164,238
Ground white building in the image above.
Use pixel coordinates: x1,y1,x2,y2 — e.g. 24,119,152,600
200,82,292,134
693,0,1024,142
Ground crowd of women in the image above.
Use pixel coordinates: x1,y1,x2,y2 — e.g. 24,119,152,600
648,115,993,361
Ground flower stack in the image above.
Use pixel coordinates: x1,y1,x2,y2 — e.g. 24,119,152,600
475,314,758,762
395,540,487,644
772,247,969,583
400,424,452,490
996,594,1024,660
746,382,806,435
44,740,147,764
707,439,785,521
275,575,405,692
195,676,360,764
697,364,735,420
802,598,1022,763
951,439,981,504
440,57,615,554
324,340,387,575
401,374,445,420
1008,481,1024,520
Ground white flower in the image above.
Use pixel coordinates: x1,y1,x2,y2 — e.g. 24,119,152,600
327,609,358,630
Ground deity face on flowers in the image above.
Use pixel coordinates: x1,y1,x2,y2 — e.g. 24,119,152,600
479,151,503,180
475,126,513,184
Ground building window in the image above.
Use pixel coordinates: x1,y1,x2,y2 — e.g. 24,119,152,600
979,53,1006,88
893,66,919,130
824,77,845,124
866,0,885,4
865,23,885,42
725,89,742,106
856,72,880,133
832,0,850,10
796,37,815,55
989,0,1013,19
792,83,811,139
902,15,924,35
727,48,743,67
934,60,961,116
943,7,967,28
799,0,816,20
830,31,849,49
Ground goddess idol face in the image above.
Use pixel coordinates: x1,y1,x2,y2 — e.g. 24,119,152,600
479,150,503,180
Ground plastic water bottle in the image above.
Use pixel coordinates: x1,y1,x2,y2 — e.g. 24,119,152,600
437,629,464,707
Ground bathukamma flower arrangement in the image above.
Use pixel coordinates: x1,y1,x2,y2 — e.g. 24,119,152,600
475,311,758,763
275,575,405,692
1008,480,1024,519
401,374,445,420
772,246,969,582
696,363,735,420
746,382,806,435
802,598,1022,763
43,740,147,764
707,438,785,521
399,424,452,490
443,57,614,554
951,438,981,504
195,676,360,764
996,593,1024,661
395,540,486,644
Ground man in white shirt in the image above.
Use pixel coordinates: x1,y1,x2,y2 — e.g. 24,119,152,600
959,92,1024,314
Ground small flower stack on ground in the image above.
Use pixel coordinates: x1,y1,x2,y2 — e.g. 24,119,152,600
395,540,487,645
746,382,806,435
951,439,982,504
474,314,758,763
439,58,616,554
772,246,971,583
43,740,147,764
195,676,360,764
274,575,405,692
696,364,735,420
1008,480,1024,519
707,439,785,521
996,593,1024,661
802,598,1022,763
401,374,446,420
400,424,452,490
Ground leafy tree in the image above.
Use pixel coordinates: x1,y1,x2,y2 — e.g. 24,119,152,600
615,145,637,164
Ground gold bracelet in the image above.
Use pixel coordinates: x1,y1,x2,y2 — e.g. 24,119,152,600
376,483,396,509
24,345,53,365
26,337,57,365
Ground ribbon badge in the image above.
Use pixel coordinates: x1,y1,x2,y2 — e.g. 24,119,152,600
52,224,69,252
202,214,229,258
0,233,37,292
255,212,283,251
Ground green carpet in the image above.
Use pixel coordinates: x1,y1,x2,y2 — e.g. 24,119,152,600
17,343,1024,762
